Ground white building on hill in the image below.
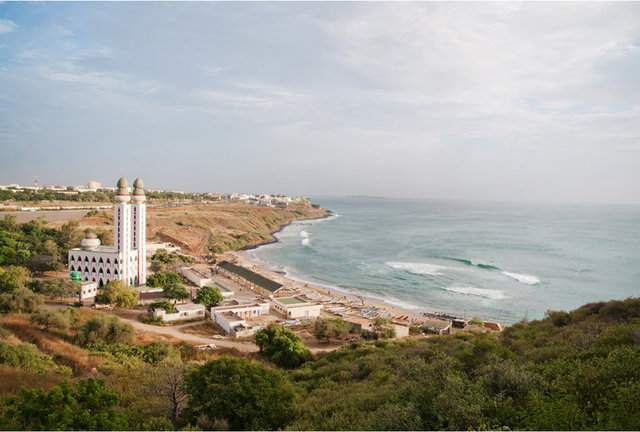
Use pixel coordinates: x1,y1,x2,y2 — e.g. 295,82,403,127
68,177,147,288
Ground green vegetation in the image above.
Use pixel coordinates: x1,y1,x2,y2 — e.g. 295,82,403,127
30,307,77,332
0,342,70,376
183,358,294,430
148,300,177,314
146,271,181,288
149,250,193,265
75,315,134,347
0,287,44,314
95,280,139,308
1,296,639,430
193,285,223,308
162,283,189,304
0,378,128,430
0,216,80,270
373,317,396,339
314,317,351,341
30,277,81,300
255,324,312,369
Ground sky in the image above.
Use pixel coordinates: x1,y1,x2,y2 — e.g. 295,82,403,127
1,2,639,204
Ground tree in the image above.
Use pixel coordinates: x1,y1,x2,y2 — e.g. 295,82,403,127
148,360,190,422
76,315,134,347
0,265,31,293
36,278,81,301
314,317,351,342
254,324,312,368
373,317,396,339
163,283,189,304
193,285,223,308
183,358,294,430
0,378,129,430
95,280,139,308
0,288,43,314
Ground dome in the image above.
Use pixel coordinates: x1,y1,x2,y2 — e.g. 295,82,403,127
115,176,131,203
132,177,146,202
117,177,129,188
81,232,101,249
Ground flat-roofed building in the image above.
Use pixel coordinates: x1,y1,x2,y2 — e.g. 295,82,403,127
271,296,322,319
214,311,256,337
211,298,269,320
216,260,285,297
207,282,234,300
152,302,205,322
180,267,211,287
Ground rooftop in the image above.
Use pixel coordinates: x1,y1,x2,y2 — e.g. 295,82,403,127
175,303,205,312
219,311,244,322
217,260,283,293
209,282,231,292
276,296,307,305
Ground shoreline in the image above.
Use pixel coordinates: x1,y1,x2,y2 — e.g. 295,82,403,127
222,212,453,330
240,210,334,252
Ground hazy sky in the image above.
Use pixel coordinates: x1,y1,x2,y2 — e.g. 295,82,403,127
1,2,639,204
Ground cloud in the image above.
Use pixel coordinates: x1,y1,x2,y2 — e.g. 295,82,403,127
0,18,17,34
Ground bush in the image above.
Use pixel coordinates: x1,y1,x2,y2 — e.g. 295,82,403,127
373,317,396,339
0,342,70,376
95,280,139,308
149,300,177,313
255,324,312,368
314,317,351,341
29,307,74,331
0,288,44,314
76,315,134,347
147,271,181,288
163,283,189,303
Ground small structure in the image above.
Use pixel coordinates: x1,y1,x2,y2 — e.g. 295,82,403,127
271,296,322,319
207,282,234,300
421,322,452,335
211,299,270,320
483,321,503,332
138,288,164,305
345,317,410,339
452,318,469,328
216,260,285,297
180,267,211,287
214,311,256,337
152,302,205,322
79,281,98,301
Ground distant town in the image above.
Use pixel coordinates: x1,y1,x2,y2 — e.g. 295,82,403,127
0,180,312,211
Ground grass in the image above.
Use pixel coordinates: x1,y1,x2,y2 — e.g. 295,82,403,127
181,321,226,337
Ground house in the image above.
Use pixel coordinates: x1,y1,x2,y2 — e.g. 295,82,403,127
345,317,410,339
214,311,256,338
216,260,286,297
180,267,211,287
271,296,322,319
152,302,205,322
483,321,503,332
211,299,270,320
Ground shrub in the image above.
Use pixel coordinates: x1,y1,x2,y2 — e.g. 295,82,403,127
314,317,351,341
76,315,134,347
0,288,44,314
149,300,177,313
95,280,139,308
0,342,70,376
255,324,312,368
29,307,72,331
193,285,223,308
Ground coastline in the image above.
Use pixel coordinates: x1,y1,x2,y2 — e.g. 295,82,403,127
220,211,452,330
240,210,334,252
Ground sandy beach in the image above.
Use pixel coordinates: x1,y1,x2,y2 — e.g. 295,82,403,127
219,249,451,330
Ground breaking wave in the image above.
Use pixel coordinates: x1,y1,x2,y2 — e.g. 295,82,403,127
502,271,540,285
386,261,455,276
443,257,500,270
444,285,505,300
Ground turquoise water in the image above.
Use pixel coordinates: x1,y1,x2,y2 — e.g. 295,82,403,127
249,197,640,324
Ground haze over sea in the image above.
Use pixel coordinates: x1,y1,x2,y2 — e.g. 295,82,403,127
249,197,640,324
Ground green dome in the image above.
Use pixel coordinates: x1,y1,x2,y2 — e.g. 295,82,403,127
133,178,144,189
117,177,128,188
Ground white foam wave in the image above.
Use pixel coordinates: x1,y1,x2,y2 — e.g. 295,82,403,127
444,285,505,300
301,237,310,246
386,261,453,276
300,230,309,238
502,271,540,285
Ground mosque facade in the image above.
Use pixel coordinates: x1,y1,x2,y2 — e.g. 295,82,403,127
68,177,147,295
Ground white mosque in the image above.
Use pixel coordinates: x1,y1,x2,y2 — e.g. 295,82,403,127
68,177,147,297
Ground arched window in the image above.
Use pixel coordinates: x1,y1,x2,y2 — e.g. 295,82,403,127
91,257,97,263
99,257,104,264
99,279,104,287
84,267,89,273
114,258,119,265
114,269,119,275
106,268,111,275
106,258,111,264
98,268,104,274
84,256,89,263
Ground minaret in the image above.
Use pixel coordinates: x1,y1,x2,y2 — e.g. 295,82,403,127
114,177,132,285
131,178,146,285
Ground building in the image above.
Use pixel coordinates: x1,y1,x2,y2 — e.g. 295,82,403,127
271,296,322,319
214,311,256,337
180,267,211,287
216,260,285,297
86,181,101,189
211,299,270,320
208,282,234,300
68,177,147,289
152,303,205,322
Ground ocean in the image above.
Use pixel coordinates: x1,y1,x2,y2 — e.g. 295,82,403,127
248,197,640,324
